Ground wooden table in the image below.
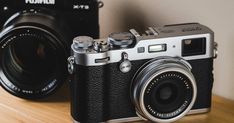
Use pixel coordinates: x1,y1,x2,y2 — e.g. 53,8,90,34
0,84,234,123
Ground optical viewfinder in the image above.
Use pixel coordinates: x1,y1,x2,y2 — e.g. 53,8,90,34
182,38,206,56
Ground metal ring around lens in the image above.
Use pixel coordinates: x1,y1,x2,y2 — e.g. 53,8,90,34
141,68,197,122
132,58,197,123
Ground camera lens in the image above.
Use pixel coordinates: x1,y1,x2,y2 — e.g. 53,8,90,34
144,72,193,117
3,30,56,89
132,57,197,122
0,9,69,99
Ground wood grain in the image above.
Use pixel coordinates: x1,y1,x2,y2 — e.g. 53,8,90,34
0,84,234,123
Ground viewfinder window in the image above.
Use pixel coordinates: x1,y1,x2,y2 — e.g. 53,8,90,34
182,38,206,56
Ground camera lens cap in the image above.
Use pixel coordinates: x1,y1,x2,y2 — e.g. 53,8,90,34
108,32,135,48
73,36,93,50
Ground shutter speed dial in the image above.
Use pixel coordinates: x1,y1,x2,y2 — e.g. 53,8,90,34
108,32,135,48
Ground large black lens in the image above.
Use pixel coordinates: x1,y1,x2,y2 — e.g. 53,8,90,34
3,31,56,89
0,10,69,99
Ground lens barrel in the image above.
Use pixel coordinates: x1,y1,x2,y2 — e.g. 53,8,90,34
0,9,70,99
131,57,197,122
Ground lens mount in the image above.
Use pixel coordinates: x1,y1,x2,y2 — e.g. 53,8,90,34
131,57,197,122
0,9,69,99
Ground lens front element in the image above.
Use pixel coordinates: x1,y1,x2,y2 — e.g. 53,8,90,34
2,28,57,90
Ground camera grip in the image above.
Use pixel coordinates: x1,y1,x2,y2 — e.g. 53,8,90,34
71,65,105,123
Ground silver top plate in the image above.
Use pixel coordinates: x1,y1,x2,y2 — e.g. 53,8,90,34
71,23,214,66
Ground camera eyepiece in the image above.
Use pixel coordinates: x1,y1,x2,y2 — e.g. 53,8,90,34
0,9,69,99
132,57,197,122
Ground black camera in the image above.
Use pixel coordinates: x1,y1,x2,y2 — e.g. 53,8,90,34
69,23,217,122
0,0,100,99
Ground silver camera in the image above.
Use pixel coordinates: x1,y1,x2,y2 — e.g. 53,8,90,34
69,23,217,123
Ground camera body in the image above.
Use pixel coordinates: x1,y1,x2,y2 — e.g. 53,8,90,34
0,0,100,99
69,23,216,122
0,0,99,38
